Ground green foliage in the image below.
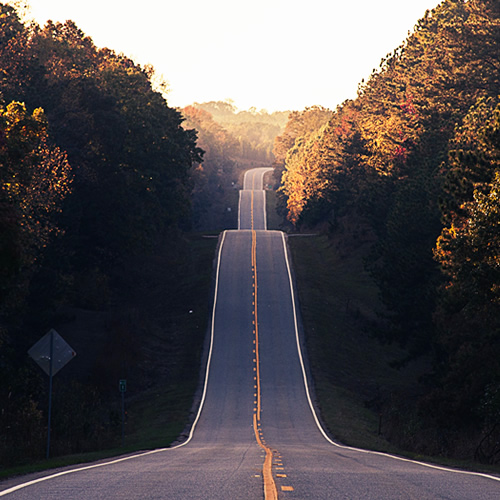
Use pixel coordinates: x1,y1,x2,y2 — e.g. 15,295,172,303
0,13,202,272
0,101,72,312
0,3,23,45
183,101,291,230
430,99,500,445
29,23,200,265
273,105,333,221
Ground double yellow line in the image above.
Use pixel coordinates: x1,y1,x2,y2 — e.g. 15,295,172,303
251,229,278,500
252,229,261,419
250,173,278,498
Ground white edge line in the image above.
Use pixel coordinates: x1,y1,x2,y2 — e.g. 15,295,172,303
238,190,242,230
279,232,500,484
0,231,228,497
243,169,250,190
185,230,226,440
263,190,267,231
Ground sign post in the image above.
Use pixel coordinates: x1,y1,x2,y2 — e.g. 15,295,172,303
119,379,127,446
28,329,76,459
47,331,54,460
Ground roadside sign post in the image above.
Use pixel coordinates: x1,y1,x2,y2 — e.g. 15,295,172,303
28,329,76,459
47,331,54,460
119,379,127,446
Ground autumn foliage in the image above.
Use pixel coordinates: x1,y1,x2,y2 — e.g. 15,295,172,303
0,102,71,308
276,0,500,460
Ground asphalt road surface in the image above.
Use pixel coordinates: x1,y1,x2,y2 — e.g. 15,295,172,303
1,169,499,499
239,168,273,230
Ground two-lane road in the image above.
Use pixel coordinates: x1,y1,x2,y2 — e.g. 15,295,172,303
239,167,273,230
1,168,499,498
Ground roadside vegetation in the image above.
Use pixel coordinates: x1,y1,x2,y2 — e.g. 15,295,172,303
275,0,499,466
286,226,500,474
0,229,218,476
0,2,240,473
190,100,289,165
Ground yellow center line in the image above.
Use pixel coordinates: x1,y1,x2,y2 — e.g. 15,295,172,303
253,414,277,500
250,187,292,497
252,229,260,419
251,229,278,500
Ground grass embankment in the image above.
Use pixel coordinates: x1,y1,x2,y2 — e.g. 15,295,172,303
287,233,417,452
1,172,242,479
0,233,218,480
113,233,218,449
265,189,408,451
265,191,285,231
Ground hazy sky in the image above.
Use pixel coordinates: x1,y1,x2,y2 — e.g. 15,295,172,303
25,0,443,112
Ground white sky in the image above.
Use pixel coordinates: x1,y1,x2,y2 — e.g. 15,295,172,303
23,0,443,112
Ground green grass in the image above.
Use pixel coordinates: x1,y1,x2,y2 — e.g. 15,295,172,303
265,191,282,230
264,188,400,451
265,190,293,232
118,232,217,450
287,232,448,453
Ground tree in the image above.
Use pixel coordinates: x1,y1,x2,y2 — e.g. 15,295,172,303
0,101,72,311
276,0,500,456
181,105,239,230
191,101,289,164
275,106,332,221
12,20,202,269
430,97,500,432
0,3,206,465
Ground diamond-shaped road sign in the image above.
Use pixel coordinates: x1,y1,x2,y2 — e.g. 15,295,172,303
28,329,76,376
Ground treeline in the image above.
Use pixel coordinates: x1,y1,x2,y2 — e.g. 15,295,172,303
191,100,289,164
0,4,203,464
276,0,499,461
181,105,239,230
272,105,334,219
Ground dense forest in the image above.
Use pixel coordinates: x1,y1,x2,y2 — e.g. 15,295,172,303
0,3,210,465
181,105,239,230
275,0,499,461
191,100,288,164
0,3,288,467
